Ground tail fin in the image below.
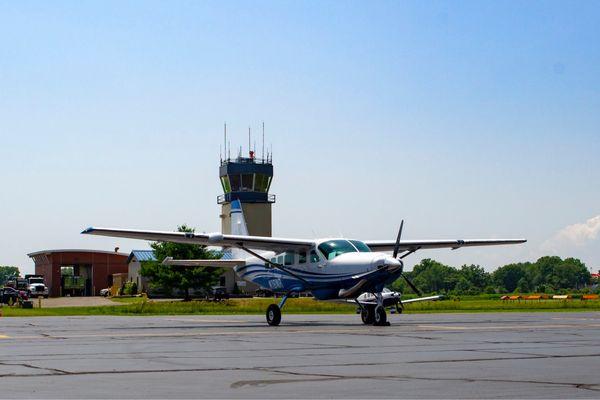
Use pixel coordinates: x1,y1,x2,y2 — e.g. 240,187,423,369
230,199,249,236
228,200,248,260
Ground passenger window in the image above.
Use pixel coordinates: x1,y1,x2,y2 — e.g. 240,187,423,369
284,252,294,266
298,251,307,264
270,257,276,264
277,255,284,265
310,250,320,263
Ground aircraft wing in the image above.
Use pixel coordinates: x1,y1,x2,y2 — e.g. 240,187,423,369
161,257,246,267
81,227,313,252
363,238,526,252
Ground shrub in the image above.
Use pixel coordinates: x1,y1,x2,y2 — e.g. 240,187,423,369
122,282,138,296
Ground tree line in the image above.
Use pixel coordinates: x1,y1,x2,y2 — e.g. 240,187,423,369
390,256,596,295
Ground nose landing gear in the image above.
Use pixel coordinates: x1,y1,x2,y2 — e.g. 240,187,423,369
374,305,387,326
357,292,391,326
360,306,374,324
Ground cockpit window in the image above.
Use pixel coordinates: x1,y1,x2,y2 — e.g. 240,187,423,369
349,240,371,252
318,240,358,260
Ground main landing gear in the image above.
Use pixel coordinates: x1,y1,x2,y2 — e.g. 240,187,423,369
266,292,293,326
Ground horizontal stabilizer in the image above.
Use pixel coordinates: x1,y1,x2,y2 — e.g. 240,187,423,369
161,257,245,267
401,295,444,304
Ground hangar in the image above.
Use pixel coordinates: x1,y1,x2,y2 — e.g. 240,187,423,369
28,249,129,297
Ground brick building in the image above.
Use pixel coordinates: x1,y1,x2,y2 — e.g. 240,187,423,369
28,249,129,297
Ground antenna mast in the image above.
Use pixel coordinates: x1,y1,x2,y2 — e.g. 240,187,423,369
248,126,251,157
262,121,265,161
223,122,227,162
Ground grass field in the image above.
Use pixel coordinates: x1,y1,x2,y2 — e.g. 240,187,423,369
2,296,600,317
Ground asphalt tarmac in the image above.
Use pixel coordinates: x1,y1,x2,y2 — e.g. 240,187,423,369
1,312,600,399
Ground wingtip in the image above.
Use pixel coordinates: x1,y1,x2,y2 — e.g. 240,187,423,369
81,227,94,234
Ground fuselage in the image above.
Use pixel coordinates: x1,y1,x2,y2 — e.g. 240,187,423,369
233,239,403,300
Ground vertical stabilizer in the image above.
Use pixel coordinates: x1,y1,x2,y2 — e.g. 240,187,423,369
228,200,248,259
230,199,249,236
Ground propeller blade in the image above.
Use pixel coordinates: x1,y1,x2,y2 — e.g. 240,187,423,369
392,220,404,259
402,273,422,296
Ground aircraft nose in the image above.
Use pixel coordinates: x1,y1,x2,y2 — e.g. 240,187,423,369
384,257,402,268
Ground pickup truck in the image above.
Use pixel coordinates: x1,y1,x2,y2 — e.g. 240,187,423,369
25,275,49,298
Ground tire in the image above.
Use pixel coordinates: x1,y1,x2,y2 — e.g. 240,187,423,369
374,306,387,326
361,306,374,325
266,304,281,326
395,303,403,314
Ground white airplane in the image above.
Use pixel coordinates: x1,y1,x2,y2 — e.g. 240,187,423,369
82,200,526,326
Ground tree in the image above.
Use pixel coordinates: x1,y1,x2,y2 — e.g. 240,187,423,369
457,264,490,294
551,257,590,289
492,263,527,292
140,225,223,299
455,276,474,295
0,266,20,286
411,259,459,293
516,277,530,293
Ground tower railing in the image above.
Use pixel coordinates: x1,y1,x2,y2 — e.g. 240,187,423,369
217,193,276,204
220,156,271,166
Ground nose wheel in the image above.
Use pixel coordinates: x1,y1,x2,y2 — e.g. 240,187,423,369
361,306,374,324
359,305,389,326
373,305,388,326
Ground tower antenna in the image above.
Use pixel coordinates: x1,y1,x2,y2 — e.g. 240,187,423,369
224,122,227,161
262,121,265,161
248,126,251,157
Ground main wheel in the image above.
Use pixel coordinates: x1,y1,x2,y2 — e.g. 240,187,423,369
361,306,374,325
266,304,282,326
374,306,387,326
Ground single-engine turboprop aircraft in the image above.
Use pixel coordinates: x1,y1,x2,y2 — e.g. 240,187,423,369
82,200,525,326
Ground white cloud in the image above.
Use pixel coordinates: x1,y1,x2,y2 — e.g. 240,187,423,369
542,215,600,252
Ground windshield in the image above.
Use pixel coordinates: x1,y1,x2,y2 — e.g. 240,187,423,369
349,240,371,252
318,240,358,260
29,278,44,284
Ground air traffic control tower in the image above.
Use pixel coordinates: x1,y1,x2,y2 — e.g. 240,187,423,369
218,150,275,237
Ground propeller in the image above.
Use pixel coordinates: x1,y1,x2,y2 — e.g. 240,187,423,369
392,220,404,259
392,221,423,297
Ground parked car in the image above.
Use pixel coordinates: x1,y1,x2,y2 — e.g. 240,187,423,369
254,289,274,297
0,287,29,306
100,288,111,297
210,286,229,301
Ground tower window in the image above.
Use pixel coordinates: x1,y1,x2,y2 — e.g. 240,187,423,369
254,174,270,192
229,174,241,191
241,174,253,191
220,176,231,193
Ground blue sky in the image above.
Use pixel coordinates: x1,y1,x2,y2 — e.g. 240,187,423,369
1,1,599,275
